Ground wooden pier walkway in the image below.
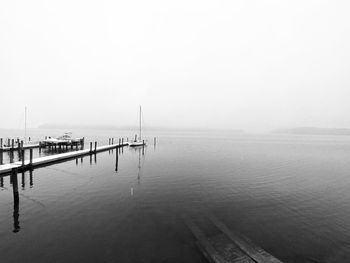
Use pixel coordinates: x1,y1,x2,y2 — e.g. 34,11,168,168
184,214,283,263
0,142,129,175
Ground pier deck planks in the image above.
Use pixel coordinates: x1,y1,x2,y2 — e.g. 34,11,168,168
184,214,283,263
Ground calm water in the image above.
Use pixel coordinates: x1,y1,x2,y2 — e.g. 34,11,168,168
1,129,350,262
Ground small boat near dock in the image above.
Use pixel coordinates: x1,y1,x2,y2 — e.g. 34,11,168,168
41,132,84,148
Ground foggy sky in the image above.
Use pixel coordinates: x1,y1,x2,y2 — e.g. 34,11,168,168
1,0,349,132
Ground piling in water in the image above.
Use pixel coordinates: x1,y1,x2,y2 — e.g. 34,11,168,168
115,151,118,172
29,149,33,166
21,149,25,167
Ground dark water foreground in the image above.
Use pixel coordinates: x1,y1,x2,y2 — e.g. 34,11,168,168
1,131,350,262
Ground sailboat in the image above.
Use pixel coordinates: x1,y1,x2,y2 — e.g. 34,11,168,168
24,106,27,143
129,106,146,147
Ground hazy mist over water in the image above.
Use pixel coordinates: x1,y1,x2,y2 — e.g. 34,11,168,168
2,1,350,262
1,0,350,132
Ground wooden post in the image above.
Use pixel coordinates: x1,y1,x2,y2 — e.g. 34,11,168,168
21,140,24,149
119,138,121,145
29,149,33,165
90,142,93,153
154,137,156,145
0,149,3,165
39,142,42,153
29,169,33,188
109,138,111,145
29,137,31,142
115,150,119,172
94,141,97,153
76,144,78,150
21,149,25,167
122,138,124,145
134,134,137,142
10,151,14,163
8,138,10,147
0,138,2,148
11,139,14,149
112,138,114,145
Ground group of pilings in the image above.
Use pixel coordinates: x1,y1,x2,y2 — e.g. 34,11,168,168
107,137,127,146
1,138,28,150
0,148,35,168
0,138,29,165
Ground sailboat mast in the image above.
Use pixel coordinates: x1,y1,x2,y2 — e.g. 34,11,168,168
139,105,142,140
24,106,27,143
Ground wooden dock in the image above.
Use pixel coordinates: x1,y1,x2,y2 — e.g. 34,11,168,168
0,142,129,175
0,137,84,152
1,144,40,152
183,214,283,263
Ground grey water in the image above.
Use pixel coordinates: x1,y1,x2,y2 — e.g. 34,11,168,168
1,129,350,262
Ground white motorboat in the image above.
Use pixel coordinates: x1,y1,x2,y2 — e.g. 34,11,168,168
42,132,83,145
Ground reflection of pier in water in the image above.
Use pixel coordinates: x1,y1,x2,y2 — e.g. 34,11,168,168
11,169,20,233
1,148,127,234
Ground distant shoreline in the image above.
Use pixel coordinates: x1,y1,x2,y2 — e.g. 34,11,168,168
37,124,245,133
274,127,350,136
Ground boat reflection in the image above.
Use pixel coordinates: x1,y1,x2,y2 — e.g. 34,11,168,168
130,145,145,184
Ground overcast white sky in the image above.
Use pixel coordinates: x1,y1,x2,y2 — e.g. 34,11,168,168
1,0,349,131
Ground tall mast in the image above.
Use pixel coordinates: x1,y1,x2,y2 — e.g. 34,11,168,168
24,106,27,143
139,105,142,140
